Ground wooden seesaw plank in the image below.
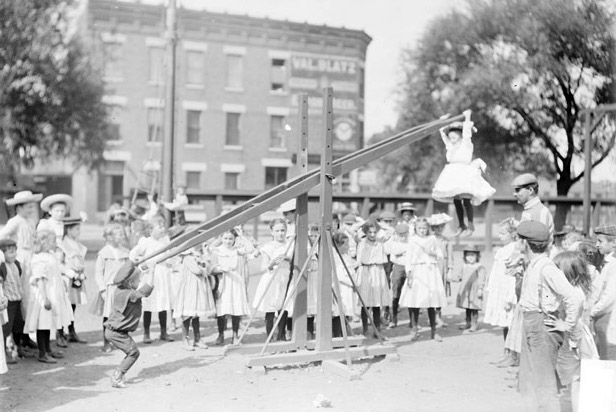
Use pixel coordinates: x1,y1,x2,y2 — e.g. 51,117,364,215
245,343,397,368
224,336,367,356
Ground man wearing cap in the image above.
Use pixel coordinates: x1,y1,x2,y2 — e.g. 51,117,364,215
384,223,410,328
0,191,43,339
591,225,616,358
512,173,554,240
516,221,582,411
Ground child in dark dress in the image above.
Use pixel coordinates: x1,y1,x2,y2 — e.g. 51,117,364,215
104,266,153,388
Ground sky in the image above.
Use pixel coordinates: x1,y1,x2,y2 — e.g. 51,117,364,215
134,0,459,137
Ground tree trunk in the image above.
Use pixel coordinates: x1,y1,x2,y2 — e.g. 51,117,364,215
554,176,574,232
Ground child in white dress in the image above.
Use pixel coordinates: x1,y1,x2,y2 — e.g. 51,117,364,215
0,283,8,373
24,230,73,363
129,216,174,343
432,110,495,236
484,218,519,363
211,229,254,345
253,219,293,341
400,218,447,342
58,216,88,343
174,247,214,350
93,223,130,352
356,220,390,337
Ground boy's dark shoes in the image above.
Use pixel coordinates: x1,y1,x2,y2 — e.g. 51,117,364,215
101,343,114,352
111,370,127,389
38,355,57,364
159,333,175,342
18,347,35,358
214,333,224,346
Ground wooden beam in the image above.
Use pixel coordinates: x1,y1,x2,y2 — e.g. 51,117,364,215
224,336,367,356
292,94,309,347
583,111,592,235
246,344,397,368
316,88,334,352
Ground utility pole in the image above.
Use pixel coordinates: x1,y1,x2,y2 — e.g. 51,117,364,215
161,0,177,226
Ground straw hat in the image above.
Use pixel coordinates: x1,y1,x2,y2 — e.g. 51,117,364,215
5,191,43,206
277,199,296,213
40,193,73,212
398,202,416,212
428,213,453,226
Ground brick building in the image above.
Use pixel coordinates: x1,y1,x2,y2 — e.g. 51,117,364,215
22,0,371,219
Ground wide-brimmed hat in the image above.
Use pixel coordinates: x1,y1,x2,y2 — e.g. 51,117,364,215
5,191,43,207
463,244,481,254
379,211,396,221
40,194,73,212
428,213,453,226
398,202,416,212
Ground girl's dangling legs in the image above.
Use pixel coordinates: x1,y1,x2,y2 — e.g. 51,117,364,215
215,316,226,345
265,312,275,338
143,311,152,344
463,199,474,232
428,308,441,341
453,198,466,236
159,311,173,341
231,316,241,345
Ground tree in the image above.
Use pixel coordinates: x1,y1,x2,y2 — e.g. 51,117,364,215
0,0,109,181
380,0,615,229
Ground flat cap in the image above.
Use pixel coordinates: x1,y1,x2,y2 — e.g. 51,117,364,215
511,173,538,188
113,261,139,284
517,220,550,242
342,214,356,224
380,211,396,220
0,238,17,248
595,225,616,237
394,223,409,234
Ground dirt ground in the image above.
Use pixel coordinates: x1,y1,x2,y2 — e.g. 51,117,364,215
0,253,527,412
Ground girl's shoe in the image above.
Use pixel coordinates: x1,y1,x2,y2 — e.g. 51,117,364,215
6,354,18,364
214,333,225,346
38,355,58,364
432,334,443,342
410,329,419,341
183,337,195,351
159,333,175,342
50,350,64,359
56,335,68,348
142,333,153,344
459,323,471,330
453,226,467,237
232,334,241,346
194,339,209,349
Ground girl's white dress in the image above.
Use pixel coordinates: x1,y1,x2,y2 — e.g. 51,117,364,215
58,237,88,305
483,242,518,327
212,245,251,317
0,283,8,374
400,236,448,308
24,252,73,333
253,240,292,313
432,120,496,206
333,252,357,317
356,239,391,307
173,253,215,318
130,236,174,313
91,244,130,317
37,218,64,241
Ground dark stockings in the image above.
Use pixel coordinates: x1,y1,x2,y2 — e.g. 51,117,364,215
265,312,275,337
36,330,50,358
453,198,466,229
503,327,509,341
360,307,381,333
143,311,169,335
410,308,437,335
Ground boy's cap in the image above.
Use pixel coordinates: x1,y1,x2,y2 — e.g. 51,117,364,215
511,173,538,188
394,223,409,234
463,244,481,253
595,225,616,237
398,202,416,212
342,214,356,223
380,211,396,221
113,261,138,284
517,221,550,242
0,238,17,248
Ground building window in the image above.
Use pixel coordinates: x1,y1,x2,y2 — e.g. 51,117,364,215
147,108,163,142
265,167,287,189
225,112,241,146
186,110,201,144
270,58,287,92
186,51,204,85
359,67,365,99
148,47,164,84
186,171,201,189
226,55,243,90
105,106,122,141
103,43,123,79
270,115,285,148
97,161,124,211
224,172,239,190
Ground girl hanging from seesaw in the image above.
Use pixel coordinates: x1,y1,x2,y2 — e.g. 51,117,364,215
432,110,495,237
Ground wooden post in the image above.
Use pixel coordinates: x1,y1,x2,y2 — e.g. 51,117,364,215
361,197,370,218
161,0,177,227
292,94,309,347
583,110,592,235
316,88,334,352
485,198,494,252
425,198,434,216
592,201,602,229
215,194,223,216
